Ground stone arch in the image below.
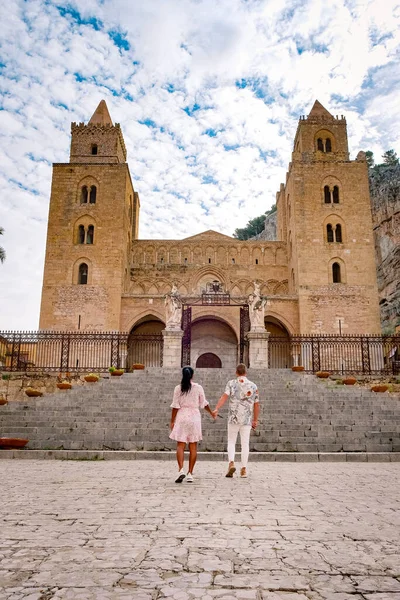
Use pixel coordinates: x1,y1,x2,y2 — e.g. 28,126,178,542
251,246,263,265
321,175,343,205
263,247,274,265
205,246,215,264
323,214,346,243
156,246,167,263
72,257,92,285
329,257,346,284
157,279,172,294
144,245,156,264
196,353,222,368
181,246,191,264
265,314,292,368
141,279,159,294
274,280,289,295
130,281,145,294
132,249,143,264
191,266,228,295
127,313,165,368
314,129,336,153
169,247,179,264
193,245,203,264
77,175,100,205
264,312,294,335
266,279,279,294
126,310,165,334
73,214,97,245
216,246,227,265
240,247,250,265
191,315,238,370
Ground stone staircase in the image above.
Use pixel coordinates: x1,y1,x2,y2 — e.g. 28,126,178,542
0,369,399,452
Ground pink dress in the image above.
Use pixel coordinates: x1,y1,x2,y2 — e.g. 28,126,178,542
169,382,209,443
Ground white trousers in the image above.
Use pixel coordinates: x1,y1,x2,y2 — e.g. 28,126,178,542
227,423,251,468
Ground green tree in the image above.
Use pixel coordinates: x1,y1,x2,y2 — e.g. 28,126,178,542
233,204,277,240
382,149,399,165
365,150,374,168
0,227,5,263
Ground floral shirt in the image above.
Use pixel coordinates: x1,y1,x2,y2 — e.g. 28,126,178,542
224,376,259,426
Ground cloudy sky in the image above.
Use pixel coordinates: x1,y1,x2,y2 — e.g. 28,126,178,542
0,0,399,329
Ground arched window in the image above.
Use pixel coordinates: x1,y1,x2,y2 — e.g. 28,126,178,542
89,185,97,204
332,262,341,283
91,144,98,155
333,186,339,203
231,258,235,264
317,138,324,151
80,186,88,204
208,258,211,264
327,224,334,243
78,225,85,244
324,185,331,203
78,263,88,285
255,258,259,265
86,225,94,245
335,224,342,243
325,138,332,152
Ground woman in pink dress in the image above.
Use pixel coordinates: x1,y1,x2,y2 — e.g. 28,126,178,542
169,366,215,483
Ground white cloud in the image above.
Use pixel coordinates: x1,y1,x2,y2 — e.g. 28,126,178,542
0,0,400,328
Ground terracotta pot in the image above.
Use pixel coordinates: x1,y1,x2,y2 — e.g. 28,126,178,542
0,397,8,405
25,389,43,397
132,364,145,370
84,375,99,383
343,377,357,386
111,370,124,376
316,371,330,378
0,437,29,449
371,384,389,393
57,382,72,390
291,366,304,372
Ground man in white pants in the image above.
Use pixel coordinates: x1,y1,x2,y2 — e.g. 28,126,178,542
213,363,259,478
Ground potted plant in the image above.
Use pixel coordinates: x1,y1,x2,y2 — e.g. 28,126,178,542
25,387,43,397
0,394,8,405
132,363,145,370
316,371,330,378
84,373,99,383
57,380,72,390
291,366,304,372
371,384,389,393
0,437,29,449
343,376,357,385
109,367,124,376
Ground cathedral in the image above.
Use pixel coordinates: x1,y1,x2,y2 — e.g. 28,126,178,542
39,99,381,369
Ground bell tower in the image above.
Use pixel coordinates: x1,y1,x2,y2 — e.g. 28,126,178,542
277,100,381,335
39,100,140,331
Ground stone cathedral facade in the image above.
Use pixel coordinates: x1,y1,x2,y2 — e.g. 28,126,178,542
39,99,381,369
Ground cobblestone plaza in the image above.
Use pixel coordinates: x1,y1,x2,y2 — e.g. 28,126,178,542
1,460,399,599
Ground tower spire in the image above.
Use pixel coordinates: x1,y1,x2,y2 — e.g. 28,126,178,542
88,100,113,126
307,100,334,120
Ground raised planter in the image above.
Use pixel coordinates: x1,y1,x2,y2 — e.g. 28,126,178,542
57,382,72,390
111,369,124,376
0,437,29,449
84,375,99,383
25,388,43,397
371,384,389,393
343,377,357,386
316,371,330,379
132,364,145,370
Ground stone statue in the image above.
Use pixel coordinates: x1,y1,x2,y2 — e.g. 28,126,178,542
248,281,267,331
165,284,182,330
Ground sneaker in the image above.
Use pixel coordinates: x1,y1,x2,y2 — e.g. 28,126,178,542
186,473,193,483
240,467,247,478
175,470,186,483
225,461,236,478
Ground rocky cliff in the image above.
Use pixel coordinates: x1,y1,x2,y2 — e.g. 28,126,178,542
370,164,400,333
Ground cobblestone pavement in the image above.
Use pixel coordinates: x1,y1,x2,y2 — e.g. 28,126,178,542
0,460,399,600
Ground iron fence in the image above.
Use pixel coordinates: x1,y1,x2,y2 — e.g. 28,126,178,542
268,334,400,375
0,331,398,375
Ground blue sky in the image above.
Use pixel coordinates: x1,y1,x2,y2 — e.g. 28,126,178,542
1,0,400,329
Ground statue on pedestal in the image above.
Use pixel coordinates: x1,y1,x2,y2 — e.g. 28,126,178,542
248,281,267,331
165,284,182,330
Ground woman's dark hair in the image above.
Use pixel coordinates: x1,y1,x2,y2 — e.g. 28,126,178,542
181,366,194,394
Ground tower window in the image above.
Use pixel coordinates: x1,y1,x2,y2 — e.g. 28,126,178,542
81,186,88,204
327,224,334,243
184,257,188,265
78,263,88,285
317,138,324,151
255,258,259,265
208,258,211,264
332,262,341,283
160,257,164,264
86,225,94,245
335,224,342,243
324,185,331,204
91,144,98,155
89,185,97,204
325,138,332,153
78,225,85,244
333,186,339,203
231,258,235,264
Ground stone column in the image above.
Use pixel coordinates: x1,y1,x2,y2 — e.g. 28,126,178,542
246,330,270,369
162,329,183,368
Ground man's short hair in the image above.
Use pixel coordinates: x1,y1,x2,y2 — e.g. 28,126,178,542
236,363,247,376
